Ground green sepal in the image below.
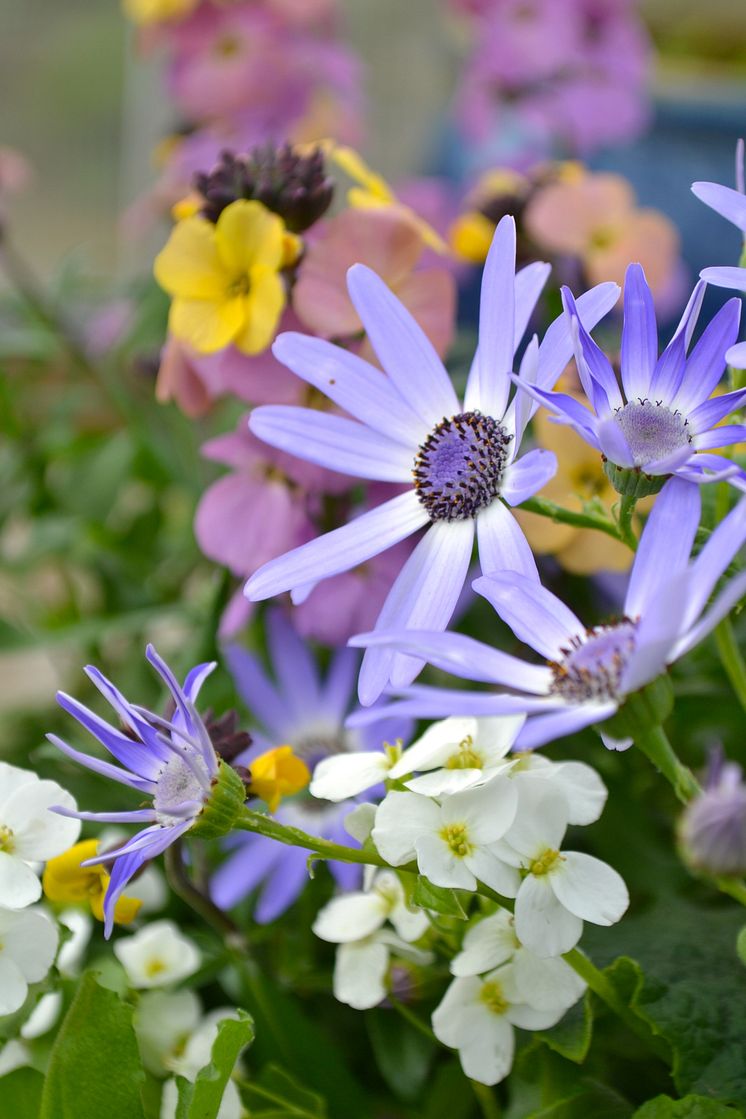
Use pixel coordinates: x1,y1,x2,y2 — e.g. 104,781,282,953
599,675,674,740
604,460,667,499
191,760,247,840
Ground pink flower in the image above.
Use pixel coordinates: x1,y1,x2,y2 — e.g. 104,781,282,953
293,207,456,361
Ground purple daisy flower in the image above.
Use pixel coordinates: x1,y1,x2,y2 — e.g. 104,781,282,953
517,262,746,488
350,478,746,748
693,139,746,369
49,646,226,937
211,610,412,922
245,216,619,704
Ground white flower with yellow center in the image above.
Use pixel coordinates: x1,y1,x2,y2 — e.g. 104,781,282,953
494,779,628,957
113,920,201,989
0,762,80,910
432,963,569,1086
372,781,519,896
0,906,59,1016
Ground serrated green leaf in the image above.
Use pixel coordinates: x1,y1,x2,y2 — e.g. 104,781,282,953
0,1066,44,1119
412,876,468,918
175,1010,254,1119
535,993,594,1064
242,1064,327,1118
40,971,145,1119
632,1095,744,1118
366,1008,434,1102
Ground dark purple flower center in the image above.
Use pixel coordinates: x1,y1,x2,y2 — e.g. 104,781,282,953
413,411,512,522
549,620,637,703
614,400,691,468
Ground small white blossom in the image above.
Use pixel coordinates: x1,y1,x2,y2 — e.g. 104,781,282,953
495,779,628,957
372,782,519,896
310,743,402,802
114,919,201,988
451,911,586,1012
509,756,608,825
160,1010,244,1119
0,762,80,910
56,908,92,976
332,930,432,1010
391,716,525,797
0,906,59,1016
313,870,429,945
134,989,202,1075
432,963,567,1086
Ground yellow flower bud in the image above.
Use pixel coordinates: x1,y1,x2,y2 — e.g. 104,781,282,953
248,746,310,813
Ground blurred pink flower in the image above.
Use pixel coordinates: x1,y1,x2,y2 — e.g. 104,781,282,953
293,207,456,360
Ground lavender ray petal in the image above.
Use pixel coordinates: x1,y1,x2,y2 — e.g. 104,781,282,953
514,261,551,350
596,415,635,468
682,496,746,630
672,569,746,662
225,644,289,741
250,406,415,483
346,687,557,727
671,298,742,414
84,666,170,758
562,287,622,412
346,263,459,424
501,449,557,508
47,734,155,793
320,647,359,723
515,703,618,751
465,215,517,419
726,340,746,369
699,266,746,293
692,180,746,233
211,834,282,909
473,571,582,660
102,823,189,938
272,332,427,446
509,375,601,446
649,281,706,401
476,500,538,581
535,281,620,394
182,661,218,705
246,490,428,601
623,476,700,617
620,263,659,402
55,808,157,824
688,388,746,433
55,692,168,779
255,844,310,923
693,424,746,450
266,609,323,723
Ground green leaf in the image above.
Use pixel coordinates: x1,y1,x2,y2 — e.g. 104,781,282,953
40,971,145,1119
422,1061,477,1119
583,899,746,1106
528,1081,633,1119
175,1010,254,1119
366,1008,434,1101
242,1064,327,1118
412,876,468,918
535,994,594,1064
0,1067,44,1119
633,1096,744,1118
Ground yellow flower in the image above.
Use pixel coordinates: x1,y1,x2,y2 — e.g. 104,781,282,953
43,840,142,926
449,211,497,263
154,199,288,356
325,143,448,254
122,0,198,25
247,746,310,813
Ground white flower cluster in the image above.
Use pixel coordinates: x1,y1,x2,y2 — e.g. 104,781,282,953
311,716,629,1085
0,761,80,1016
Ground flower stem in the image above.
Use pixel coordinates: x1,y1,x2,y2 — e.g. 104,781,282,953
715,616,746,714
616,493,638,550
387,993,437,1043
633,723,700,804
520,496,625,543
164,839,246,946
471,1081,502,1119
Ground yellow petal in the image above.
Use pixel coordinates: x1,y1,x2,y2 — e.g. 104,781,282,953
249,746,310,813
169,296,245,353
42,839,103,904
154,217,227,300
449,212,496,263
172,192,203,222
90,882,143,926
329,144,393,203
215,200,285,276
234,268,286,355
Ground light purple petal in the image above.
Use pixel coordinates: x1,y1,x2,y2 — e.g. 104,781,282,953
649,282,706,402
509,378,601,446
682,495,746,630
255,844,310,922
346,687,557,727
476,499,538,580
694,425,746,450
465,215,517,418
688,388,746,433
535,281,620,394
329,857,363,891
514,261,551,348
357,519,474,704
692,180,746,233
54,693,167,780
224,645,288,741
700,266,746,294
673,569,746,661
271,332,426,446
182,661,217,705
620,263,658,402
249,406,414,482
562,288,622,412
474,571,582,660
515,703,618,750
57,808,157,824
211,834,282,909
351,628,552,692
266,610,322,722
508,336,540,446
643,445,697,475
246,490,428,600
84,667,168,759
501,449,557,507
595,415,635,468
47,734,154,793
727,340,746,369
671,298,741,414
346,263,458,424
103,825,188,937
320,647,359,722
624,477,700,617
620,574,690,694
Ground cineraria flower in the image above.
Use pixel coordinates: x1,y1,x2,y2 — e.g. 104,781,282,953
0,762,80,910
211,611,411,921
313,871,432,1010
493,779,628,956
49,645,247,936
246,216,620,703
692,140,746,369
154,199,292,355
678,749,746,877
450,909,586,1011
0,906,59,1016
114,920,201,989
372,782,519,896
352,479,746,748
432,964,571,1087
42,839,142,927
519,263,745,490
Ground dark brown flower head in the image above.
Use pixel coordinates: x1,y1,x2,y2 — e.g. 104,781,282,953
194,144,335,232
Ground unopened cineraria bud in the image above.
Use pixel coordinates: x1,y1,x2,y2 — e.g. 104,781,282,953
194,144,335,233
679,750,746,877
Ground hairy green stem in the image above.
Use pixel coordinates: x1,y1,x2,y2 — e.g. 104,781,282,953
616,493,638,550
520,495,624,543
